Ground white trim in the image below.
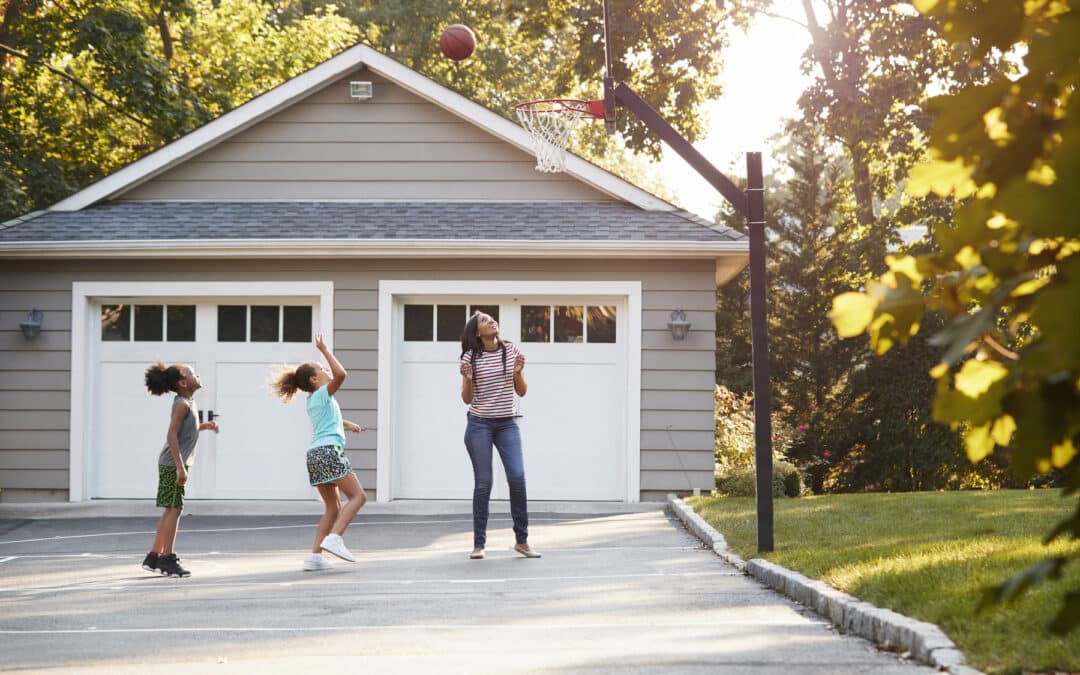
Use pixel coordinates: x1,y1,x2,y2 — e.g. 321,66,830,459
375,280,642,503
0,239,748,259
49,44,671,213
67,281,334,502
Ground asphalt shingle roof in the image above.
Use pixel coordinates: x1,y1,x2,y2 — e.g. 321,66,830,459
0,202,743,243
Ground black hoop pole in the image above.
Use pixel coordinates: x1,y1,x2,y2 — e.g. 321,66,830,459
747,151,774,553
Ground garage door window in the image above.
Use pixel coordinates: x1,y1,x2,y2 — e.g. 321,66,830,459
405,304,501,342
521,305,616,344
101,304,196,342
217,304,313,343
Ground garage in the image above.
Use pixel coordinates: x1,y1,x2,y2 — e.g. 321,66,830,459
378,281,641,502
76,282,334,500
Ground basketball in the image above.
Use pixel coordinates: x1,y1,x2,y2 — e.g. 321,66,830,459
439,24,476,61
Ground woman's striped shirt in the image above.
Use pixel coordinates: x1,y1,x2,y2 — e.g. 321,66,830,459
461,341,519,418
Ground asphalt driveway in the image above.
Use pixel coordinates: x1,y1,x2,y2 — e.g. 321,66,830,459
0,505,935,673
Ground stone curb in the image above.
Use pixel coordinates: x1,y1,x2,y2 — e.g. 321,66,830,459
667,494,981,675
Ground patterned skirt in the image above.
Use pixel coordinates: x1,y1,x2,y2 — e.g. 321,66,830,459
306,444,353,486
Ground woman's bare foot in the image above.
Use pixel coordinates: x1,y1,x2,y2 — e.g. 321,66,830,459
513,543,541,558
469,548,485,559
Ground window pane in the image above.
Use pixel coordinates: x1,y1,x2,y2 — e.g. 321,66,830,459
469,304,499,323
587,306,617,343
283,306,312,343
251,305,279,342
521,305,550,343
554,306,584,343
437,305,466,342
166,305,196,342
404,304,434,341
133,305,164,342
217,305,246,342
101,304,130,341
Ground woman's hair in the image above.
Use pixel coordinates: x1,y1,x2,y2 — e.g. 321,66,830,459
145,362,185,396
460,312,508,383
271,361,320,403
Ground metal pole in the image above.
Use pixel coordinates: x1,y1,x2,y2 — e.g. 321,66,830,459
746,151,773,552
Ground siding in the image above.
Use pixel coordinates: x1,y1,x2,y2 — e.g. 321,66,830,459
0,258,717,501
119,71,613,203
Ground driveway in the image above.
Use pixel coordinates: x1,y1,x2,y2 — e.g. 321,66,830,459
0,504,934,673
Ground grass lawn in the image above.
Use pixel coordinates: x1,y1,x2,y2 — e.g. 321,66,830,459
686,489,1079,675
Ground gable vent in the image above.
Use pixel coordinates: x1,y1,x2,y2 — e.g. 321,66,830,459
350,81,373,100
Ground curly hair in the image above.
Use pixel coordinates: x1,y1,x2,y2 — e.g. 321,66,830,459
145,362,184,396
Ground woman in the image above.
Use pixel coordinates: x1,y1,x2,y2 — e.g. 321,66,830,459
459,311,541,560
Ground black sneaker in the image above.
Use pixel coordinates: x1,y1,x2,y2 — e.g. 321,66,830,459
141,552,160,574
157,553,191,578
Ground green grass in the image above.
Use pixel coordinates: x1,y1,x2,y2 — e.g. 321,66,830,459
686,490,1080,674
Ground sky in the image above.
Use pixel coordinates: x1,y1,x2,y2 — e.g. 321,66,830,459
657,3,814,219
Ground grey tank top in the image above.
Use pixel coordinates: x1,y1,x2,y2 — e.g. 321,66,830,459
158,395,199,466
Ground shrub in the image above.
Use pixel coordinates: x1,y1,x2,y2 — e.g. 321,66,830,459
715,461,804,498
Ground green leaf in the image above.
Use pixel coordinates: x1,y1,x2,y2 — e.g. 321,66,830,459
977,557,1067,611
1049,589,1080,635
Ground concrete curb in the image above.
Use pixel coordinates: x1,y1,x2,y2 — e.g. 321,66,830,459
667,495,981,675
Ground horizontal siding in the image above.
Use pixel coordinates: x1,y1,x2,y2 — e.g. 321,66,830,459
121,71,614,203
0,257,719,500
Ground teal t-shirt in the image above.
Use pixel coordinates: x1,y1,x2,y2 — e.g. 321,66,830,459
306,384,346,450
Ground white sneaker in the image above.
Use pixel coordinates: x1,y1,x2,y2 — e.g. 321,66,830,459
302,553,334,571
320,533,355,562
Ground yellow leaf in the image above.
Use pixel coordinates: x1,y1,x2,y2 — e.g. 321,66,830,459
955,359,1009,398
954,246,981,268
986,212,1017,230
1051,438,1077,469
1026,160,1057,185
990,415,1016,445
930,362,949,378
885,254,924,284
1012,276,1050,297
906,157,977,198
829,292,877,338
913,0,940,12
965,423,994,462
983,107,1013,143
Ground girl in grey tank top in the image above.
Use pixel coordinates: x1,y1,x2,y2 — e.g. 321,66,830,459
141,362,220,578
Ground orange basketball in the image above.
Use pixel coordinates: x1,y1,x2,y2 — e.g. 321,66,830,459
439,24,476,61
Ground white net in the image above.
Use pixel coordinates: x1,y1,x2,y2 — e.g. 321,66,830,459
514,100,591,173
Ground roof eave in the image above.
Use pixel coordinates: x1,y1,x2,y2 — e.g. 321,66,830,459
0,238,748,259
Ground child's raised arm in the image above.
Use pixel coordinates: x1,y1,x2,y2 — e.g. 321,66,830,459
315,333,347,396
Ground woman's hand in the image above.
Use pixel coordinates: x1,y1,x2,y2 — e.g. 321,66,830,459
199,421,219,433
344,421,364,433
176,466,188,486
460,361,473,380
514,353,525,374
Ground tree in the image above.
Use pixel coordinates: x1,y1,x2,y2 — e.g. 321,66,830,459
0,0,359,222
829,0,1079,634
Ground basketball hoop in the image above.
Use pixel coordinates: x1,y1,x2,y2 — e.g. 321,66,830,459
513,99,605,173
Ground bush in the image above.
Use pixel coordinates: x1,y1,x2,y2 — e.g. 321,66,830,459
715,461,804,498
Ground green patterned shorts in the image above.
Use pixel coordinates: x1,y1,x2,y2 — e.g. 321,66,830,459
156,464,190,510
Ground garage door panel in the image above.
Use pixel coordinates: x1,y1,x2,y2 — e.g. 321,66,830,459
519,363,622,500
395,361,473,498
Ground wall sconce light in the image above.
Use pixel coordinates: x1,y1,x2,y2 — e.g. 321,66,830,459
667,309,691,341
20,308,44,340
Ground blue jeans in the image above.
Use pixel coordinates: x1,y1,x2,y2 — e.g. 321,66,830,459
464,413,529,548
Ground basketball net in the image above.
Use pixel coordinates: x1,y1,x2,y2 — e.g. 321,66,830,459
513,99,602,173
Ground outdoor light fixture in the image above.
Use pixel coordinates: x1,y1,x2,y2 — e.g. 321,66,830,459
19,308,43,340
667,309,691,341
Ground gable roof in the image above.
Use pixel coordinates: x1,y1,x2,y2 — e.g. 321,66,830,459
49,43,675,213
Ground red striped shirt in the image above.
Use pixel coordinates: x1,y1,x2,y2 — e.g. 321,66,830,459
461,342,519,418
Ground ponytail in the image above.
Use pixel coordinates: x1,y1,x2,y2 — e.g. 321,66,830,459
145,362,183,396
272,361,319,403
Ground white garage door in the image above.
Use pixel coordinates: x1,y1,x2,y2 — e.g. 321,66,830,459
392,295,627,501
90,298,322,500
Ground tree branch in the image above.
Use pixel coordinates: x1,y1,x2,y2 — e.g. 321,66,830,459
0,41,154,130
